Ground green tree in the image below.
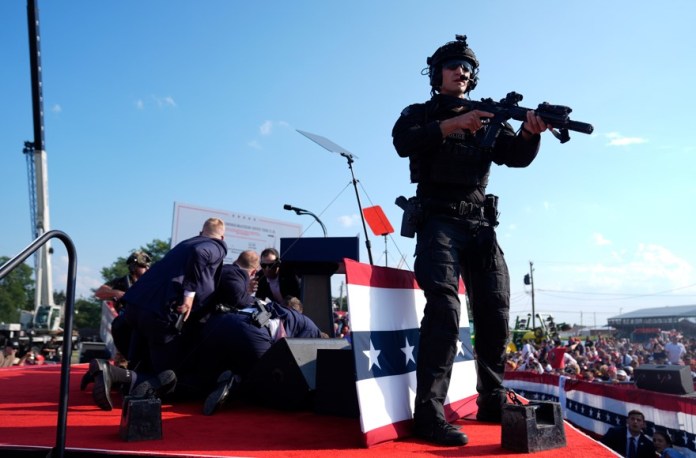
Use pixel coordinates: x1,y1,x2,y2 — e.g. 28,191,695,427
99,238,170,282
0,256,34,323
52,289,102,331
74,297,102,330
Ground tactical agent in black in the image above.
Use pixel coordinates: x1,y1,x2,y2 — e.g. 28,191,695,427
393,34,544,443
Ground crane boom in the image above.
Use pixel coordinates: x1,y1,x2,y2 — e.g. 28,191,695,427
26,0,54,310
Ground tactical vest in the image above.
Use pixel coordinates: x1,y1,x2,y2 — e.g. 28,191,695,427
409,98,492,187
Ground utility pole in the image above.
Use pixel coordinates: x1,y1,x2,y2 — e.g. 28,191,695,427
339,281,345,311
524,261,535,329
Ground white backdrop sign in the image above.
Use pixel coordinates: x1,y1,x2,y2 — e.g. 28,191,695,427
171,202,302,263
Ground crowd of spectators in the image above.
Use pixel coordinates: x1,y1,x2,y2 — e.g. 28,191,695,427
0,339,62,367
504,330,696,383
333,310,351,340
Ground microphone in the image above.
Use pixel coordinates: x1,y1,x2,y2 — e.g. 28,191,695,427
282,204,328,237
283,204,306,214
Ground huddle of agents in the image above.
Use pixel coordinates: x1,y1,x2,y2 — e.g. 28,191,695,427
83,218,324,415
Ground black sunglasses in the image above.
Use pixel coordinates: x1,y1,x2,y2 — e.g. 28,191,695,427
261,262,280,269
442,59,473,73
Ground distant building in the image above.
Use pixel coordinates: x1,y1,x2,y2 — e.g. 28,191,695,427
607,304,696,339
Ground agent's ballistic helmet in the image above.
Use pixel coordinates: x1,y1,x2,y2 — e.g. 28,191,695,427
426,34,479,94
126,251,152,270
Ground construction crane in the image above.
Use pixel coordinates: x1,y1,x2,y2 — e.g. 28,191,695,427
0,0,62,350
23,0,59,332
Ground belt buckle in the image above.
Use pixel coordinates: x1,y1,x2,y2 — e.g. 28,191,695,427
458,201,469,216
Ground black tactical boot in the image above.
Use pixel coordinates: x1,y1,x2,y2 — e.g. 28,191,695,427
414,419,468,446
80,358,101,391
93,360,133,411
475,357,507,423
475,388,507,423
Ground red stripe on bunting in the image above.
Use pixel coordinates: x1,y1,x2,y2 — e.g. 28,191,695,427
343,258,465,294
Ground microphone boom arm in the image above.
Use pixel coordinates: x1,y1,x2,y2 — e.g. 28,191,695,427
284,204,328,237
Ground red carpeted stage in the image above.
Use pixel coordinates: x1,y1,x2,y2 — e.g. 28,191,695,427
0,364,616,457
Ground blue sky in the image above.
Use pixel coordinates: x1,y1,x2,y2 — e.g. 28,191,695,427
1,1,694,328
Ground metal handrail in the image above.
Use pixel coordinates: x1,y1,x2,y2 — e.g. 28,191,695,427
0,230,77,458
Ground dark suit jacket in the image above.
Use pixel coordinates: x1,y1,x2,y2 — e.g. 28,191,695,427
255,265,301,303
198,300,323,379
215,263,256,309
600,426,656,458
123,235,227,333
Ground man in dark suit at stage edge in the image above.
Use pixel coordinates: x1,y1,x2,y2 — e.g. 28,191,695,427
122,217,228,373
600,409,656,458
89,217,228,411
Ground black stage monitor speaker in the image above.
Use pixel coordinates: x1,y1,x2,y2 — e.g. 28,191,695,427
634,364,694,395
314,348,359,418
245,338,350,410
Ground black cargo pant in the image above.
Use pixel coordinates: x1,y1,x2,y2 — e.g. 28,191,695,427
412,214,510,425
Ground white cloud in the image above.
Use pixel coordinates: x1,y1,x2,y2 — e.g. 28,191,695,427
605,132,647,147
259,121,273,136
593,233,612,246
53,256,103,299
51,104,62,113
259,120,289,136
153,95,177,108
247,140,262,150
134,96,176,109
633,243,693,284
554,243,694,294
338,214,360,227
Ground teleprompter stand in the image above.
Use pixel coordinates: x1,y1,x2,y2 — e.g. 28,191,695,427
296,129,374,265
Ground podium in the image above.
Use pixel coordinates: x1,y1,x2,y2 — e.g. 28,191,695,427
280,237,359,335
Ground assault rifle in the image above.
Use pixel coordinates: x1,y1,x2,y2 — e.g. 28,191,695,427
457,91,593,147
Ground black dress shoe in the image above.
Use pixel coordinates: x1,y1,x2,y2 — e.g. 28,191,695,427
92,359,114,411
203,371,238,416
130,370,177,398
80,359,101,391
414,419,469,446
